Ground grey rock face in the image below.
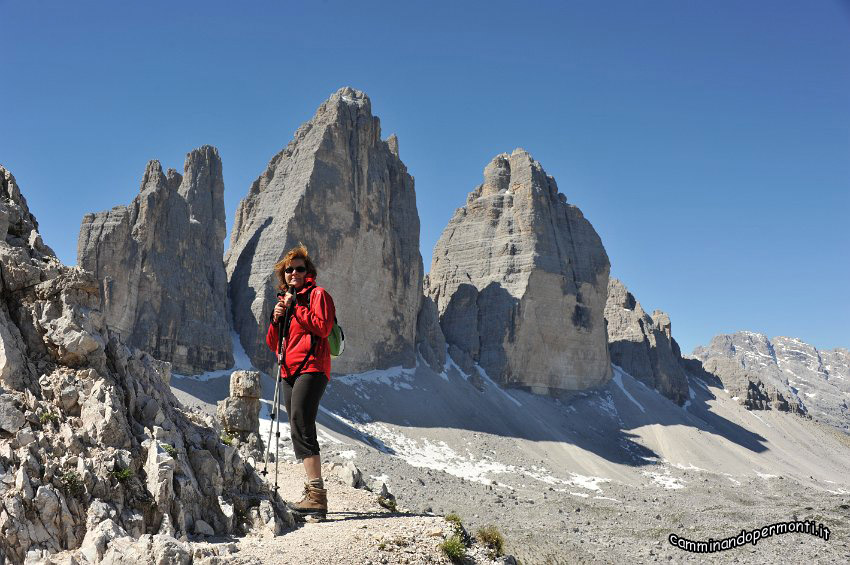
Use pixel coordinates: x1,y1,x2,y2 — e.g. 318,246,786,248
1,165,63,391
77,146,232,375
1,165,57,265
226,87,422,375
604,278,689,404
427,149,611,392
692,333,849,431
0,167,269,563
415,287,446,373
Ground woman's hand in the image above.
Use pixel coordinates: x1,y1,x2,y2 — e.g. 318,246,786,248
273,294,292,323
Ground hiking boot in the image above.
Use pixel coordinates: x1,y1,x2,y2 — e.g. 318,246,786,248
288,482,327,517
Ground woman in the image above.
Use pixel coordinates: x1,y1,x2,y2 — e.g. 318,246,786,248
266,244,336,517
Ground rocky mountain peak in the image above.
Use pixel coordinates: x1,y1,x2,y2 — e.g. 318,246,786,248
226,87,422,376
689,331,850,427
77,146,232,375
427,150,611,393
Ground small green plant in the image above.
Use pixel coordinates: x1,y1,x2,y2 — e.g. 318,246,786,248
440,535,467,563
60,471,84,497
39,412,58,425
160,443,177,457
112,468,133,482
476,525,505,558
445,512,463,532
377,495,397,512
377,542,387,550
220,433,234,446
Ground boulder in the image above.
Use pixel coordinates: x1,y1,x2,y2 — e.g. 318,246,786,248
100,533,191,565
193,519,215,537
229,369,261,398
0,395,25,433
427,149,612,392
334,460,365,489
77,146,233,375
225,87,423,376
217,396,260,433
217,370,262,434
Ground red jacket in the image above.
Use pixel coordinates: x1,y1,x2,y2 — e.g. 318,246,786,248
266,276,335,380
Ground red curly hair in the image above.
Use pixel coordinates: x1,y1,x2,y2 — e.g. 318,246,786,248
273,243,318,290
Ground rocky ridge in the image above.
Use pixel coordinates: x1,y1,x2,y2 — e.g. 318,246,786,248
427,149,612,393
77,146,232,376
1,165,290,563
225,87,423,377
692,331,849,431
604,278,689,404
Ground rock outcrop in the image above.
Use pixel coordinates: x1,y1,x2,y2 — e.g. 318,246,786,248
604,278,689,404
225,87,422,375
1,166,284,563
691,332,850,431
415,291,447,373
77,146,233,375
427,149,612,393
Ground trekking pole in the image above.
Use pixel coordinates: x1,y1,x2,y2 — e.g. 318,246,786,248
262,290,292,478
262,321,283,478
274,361,283,492
273,286,295,492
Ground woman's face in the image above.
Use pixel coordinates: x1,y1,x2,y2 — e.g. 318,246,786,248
285,258,307,290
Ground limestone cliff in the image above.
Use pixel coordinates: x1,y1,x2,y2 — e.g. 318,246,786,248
604,278,688,404
225,87,422,375
427,149,611,393
77,146,232,375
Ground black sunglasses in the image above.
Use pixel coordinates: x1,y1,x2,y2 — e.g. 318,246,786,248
284,266,307,274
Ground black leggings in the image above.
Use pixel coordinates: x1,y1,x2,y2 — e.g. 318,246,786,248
282,372,328,460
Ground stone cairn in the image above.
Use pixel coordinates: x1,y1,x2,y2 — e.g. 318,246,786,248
217,370,265,464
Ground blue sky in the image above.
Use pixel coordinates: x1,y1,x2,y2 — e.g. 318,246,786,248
3,0,848,354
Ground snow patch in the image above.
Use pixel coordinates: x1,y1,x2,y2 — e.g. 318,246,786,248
475,364,523,407
643,469,684,490
336,365,416,391
318,408,609,493
596,392,619,420
670,462,707,472
748,411,771,428
612,369,645,413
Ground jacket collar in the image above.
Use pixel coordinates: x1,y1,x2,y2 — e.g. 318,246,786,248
296,276,316,295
